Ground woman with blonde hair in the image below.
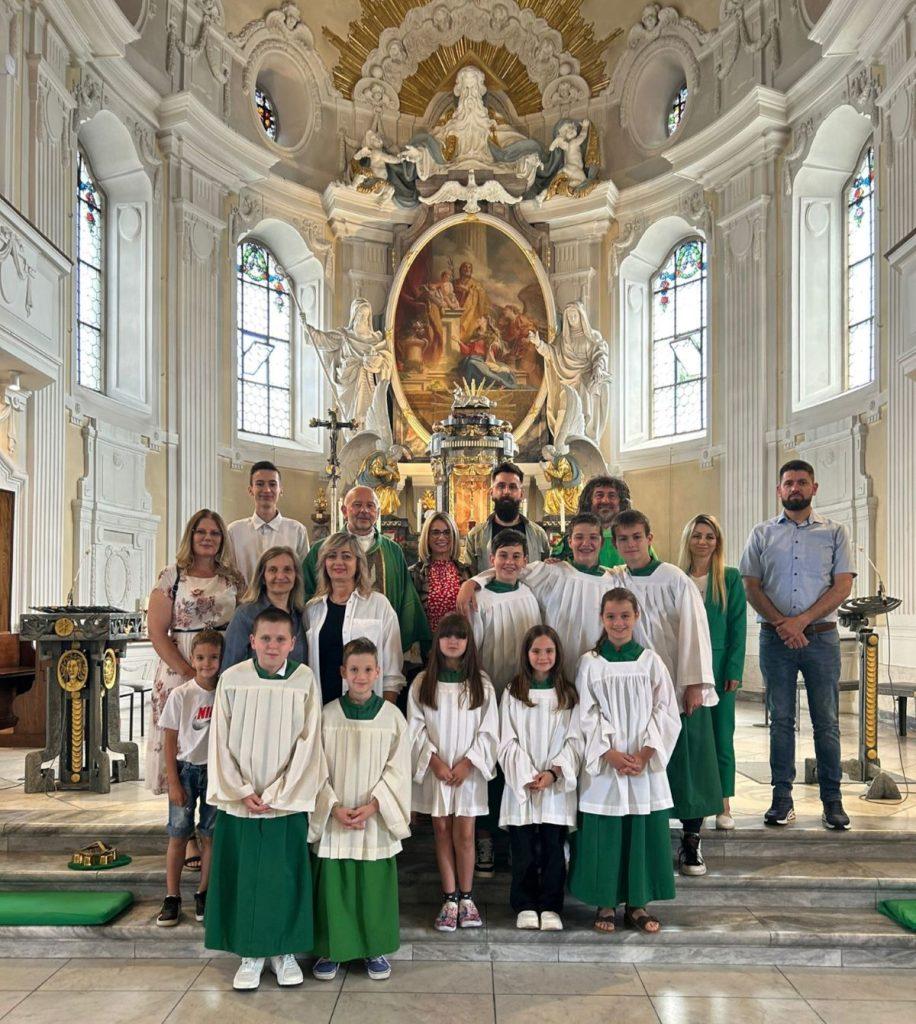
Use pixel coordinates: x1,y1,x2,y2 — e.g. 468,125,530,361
221,546,307,670
409,513,473,633
678,513,747,830
306,532,405,705
147,509,244,798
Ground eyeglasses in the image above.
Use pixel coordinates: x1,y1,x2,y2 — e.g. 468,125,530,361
428,529,451,538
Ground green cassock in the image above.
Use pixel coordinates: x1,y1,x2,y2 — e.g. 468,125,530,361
303,529,431,657
700,566,747,798
311,692,400,963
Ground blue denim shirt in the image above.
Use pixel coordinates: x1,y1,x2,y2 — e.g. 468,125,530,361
738,510,856,623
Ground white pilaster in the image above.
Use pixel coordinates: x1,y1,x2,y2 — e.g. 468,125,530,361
27,368,64,605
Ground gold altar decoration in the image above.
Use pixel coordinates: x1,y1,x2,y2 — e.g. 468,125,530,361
57,650,88,692
70,841,119,867
543,454,581,514
325,0,621,116
421,489,436,512
102,648,118,690
54,617,75,637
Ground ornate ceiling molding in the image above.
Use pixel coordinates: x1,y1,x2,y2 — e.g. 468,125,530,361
325,0,620,117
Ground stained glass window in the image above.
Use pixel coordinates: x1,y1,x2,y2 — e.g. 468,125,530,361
666,83,688,137
255,86,279,141
76,150,103,392
650,238,707,438
237,240,292,438
845,145,876,391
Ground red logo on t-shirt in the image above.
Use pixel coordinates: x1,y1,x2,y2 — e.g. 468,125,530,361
191,704,213,731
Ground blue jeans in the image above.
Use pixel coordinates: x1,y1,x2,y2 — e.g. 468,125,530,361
759,627,842,802
167,761,216,839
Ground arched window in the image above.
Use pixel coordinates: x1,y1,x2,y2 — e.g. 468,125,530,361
236,240,292,438
650,238,707,438
666,83,688,137
255,86,279,141
845,144,876,391
75,150,104,392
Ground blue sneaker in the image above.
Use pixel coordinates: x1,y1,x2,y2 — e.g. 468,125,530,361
312,957,339,981
365,955,391,980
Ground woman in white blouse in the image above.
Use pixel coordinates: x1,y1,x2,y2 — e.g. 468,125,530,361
305,532,405,704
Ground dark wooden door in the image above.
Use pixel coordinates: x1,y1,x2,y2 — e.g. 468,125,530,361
0,490,13,633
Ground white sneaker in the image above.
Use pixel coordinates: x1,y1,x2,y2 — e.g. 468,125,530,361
539,911,563,931
715,812,736,831
269,953,304,986
233,957,265,990
516,910,539,929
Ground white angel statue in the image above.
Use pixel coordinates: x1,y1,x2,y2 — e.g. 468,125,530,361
528,301,611,444
305,298,394,431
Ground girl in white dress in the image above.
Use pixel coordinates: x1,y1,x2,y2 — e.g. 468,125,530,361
408,613,498,932
568,587,681,935
498,625,580,932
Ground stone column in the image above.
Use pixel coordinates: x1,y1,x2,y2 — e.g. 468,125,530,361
26,369,64,605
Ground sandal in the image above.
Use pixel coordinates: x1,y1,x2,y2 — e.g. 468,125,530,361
593,908,616,933
624,906,660,933
184,855,202,871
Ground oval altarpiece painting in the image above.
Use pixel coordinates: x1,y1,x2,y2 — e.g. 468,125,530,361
388,216,552,452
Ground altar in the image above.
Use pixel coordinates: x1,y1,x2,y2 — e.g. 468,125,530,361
315,62,612,541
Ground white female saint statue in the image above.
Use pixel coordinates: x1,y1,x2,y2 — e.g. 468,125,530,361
305,298,394,430
528,302,612,444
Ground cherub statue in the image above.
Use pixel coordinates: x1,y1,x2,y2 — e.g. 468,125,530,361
350,128,400,203
529,118,601,201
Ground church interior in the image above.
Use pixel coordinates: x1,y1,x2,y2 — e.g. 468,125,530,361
1,0,916,1019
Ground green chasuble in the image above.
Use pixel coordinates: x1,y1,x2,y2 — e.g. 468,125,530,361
303,530,431,656
552,529,625,568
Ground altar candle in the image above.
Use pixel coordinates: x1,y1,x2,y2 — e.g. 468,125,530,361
416,499,423,532
560,499,566,536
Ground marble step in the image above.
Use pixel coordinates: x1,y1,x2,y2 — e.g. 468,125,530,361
0,852,913,909
3,815,916,859
0,899,913,967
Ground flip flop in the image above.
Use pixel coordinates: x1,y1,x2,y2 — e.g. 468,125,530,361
184,855,202,871
624,907,660,933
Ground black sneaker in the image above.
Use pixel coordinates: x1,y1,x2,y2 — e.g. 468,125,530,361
677,833,707,876
475,836,495,877
764,796,796,826
156,895,181,927
194,890,206,922
822,800,851,831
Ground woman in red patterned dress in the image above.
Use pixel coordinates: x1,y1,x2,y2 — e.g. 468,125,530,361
409,513,473,633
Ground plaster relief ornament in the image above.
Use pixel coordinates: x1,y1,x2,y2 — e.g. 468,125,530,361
419,170,523,213
540,385,608,516
349,127,401,203
305,298,394,433
528,301,611,445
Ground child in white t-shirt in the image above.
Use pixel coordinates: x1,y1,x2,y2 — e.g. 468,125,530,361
156,629,222,927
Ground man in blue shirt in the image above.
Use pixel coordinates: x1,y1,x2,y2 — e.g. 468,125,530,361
739,460,855,831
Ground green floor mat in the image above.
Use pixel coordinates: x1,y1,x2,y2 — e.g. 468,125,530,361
878,899,916,933
0,890,133,926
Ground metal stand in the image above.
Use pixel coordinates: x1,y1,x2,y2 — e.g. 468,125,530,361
837,593,903,801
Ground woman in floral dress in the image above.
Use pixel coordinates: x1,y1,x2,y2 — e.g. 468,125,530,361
146,509,243,795
408,513,473,633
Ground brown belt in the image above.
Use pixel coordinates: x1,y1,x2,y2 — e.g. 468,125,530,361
762,622,836,636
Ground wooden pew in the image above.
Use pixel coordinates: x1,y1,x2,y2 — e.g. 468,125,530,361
0,633,40,747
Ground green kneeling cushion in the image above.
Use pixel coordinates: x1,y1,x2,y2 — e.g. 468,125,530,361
878,899,916,933
0,890,133,926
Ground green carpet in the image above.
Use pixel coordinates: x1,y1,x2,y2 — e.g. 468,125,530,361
0,890,133,926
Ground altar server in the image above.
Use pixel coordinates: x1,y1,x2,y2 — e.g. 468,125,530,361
568,588,681,934
458,513,615,680
205,607,325,991
309,638,411,983
470,529,542,876
610,509,720,879
499,625,579,931
408,613,498,932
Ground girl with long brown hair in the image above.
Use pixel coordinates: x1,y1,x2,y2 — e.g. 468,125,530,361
407,613,498,933
498,625,580,931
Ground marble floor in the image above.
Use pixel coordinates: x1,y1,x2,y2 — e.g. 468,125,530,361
0,958,916,1023
0,701,914,830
